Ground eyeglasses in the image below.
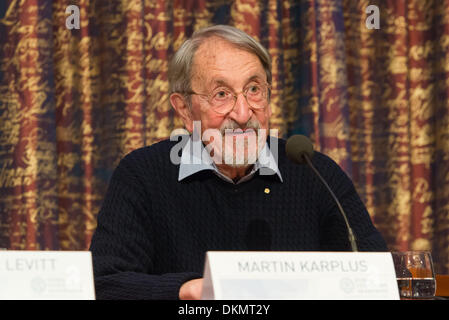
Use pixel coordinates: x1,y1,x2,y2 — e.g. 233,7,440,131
183,82,271,115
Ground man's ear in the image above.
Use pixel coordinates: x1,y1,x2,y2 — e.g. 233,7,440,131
170,93,194,133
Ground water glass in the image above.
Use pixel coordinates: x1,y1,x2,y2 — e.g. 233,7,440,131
392,251,436,299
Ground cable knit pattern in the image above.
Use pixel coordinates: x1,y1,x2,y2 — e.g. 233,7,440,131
89,137,388,300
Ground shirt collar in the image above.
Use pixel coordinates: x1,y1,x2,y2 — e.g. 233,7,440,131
178,135,283,184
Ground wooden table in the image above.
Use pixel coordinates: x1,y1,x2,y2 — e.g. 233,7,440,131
436,275,449,297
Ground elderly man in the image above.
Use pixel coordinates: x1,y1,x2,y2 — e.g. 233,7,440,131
89,25,387,300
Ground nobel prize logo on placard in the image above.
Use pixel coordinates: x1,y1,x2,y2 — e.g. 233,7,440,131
30,277,46,294
339,278,355,294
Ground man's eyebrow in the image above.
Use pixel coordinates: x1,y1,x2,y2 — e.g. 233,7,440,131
211,79,229,87
209,75,265,88
247,75,265,82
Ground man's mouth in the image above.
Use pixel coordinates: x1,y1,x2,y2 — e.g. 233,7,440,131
223,128,257,137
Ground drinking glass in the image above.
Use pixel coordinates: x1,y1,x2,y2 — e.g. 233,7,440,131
392,251,436,299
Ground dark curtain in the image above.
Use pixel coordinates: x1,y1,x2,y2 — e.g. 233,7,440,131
1,0,448,273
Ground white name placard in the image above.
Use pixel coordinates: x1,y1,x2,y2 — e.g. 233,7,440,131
0,251,95,300
202,251,399,300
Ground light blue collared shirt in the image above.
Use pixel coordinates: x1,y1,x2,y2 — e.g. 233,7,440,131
178,135,283,184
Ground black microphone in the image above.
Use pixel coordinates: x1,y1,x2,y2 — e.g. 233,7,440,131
286,135,358,252
245,219,272,251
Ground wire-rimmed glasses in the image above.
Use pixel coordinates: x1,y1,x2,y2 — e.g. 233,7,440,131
184,82,271,115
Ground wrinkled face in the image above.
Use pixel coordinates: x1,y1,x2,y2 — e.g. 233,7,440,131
186,37,272,168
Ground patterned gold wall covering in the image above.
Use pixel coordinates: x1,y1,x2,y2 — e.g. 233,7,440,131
0,0,448,273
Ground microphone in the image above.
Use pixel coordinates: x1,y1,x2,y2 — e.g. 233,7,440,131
286,135,358,252
245,219,272,251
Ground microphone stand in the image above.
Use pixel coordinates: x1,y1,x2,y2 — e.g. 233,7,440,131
302,153,358,252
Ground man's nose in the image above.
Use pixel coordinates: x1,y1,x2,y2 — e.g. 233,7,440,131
228,94,252,126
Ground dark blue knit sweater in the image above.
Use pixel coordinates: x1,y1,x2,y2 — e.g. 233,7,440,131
89,138,388,300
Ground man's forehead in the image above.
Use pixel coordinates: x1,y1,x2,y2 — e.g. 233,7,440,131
194,36,232,57
191,37,265,86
